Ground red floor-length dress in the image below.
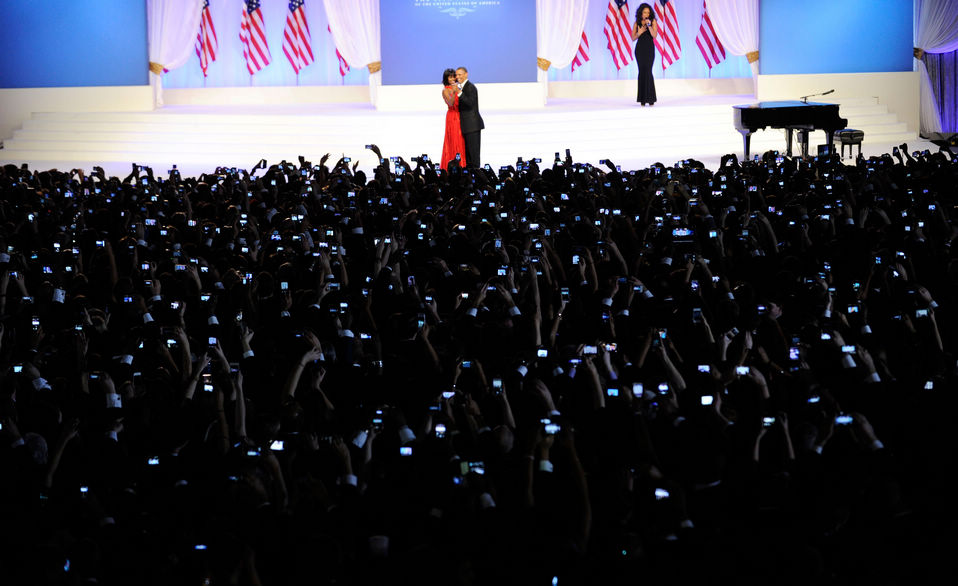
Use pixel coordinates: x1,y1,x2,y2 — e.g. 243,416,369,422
441,85,466,168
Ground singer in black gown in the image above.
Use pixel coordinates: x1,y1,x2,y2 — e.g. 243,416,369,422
632,3,657,105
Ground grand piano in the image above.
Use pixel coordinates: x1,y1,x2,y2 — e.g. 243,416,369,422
732,101,847,159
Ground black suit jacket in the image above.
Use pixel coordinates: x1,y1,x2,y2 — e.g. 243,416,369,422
458,80,485,134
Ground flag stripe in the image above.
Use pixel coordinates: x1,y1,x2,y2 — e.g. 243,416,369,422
695,2,725,69
202,8,218,58
572,31,590,72
283,1,314,74
327,24,350,77
704,32,721,62
195,1,218,77
703,14,723,59
653,0,681,70
603,1,633,71
240,1,272,75
696,38,712,68
614,19,632,61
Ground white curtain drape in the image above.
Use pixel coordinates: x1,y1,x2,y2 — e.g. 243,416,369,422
915,0,958,134
323,0,381,104
537,0,590,99
147,0,204,108
705,0,759,77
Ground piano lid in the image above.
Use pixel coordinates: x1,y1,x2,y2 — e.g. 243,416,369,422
734,100,838,109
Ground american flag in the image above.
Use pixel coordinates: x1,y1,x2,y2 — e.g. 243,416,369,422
328,25,350,77
603,1,633,71
653,0,681,70
695,0,725,69
240,0,271,75
195,0,218,77
283,0,313,74
571,31,590,72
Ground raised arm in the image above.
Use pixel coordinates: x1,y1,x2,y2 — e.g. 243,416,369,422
282,335,323,403
44,418,80,489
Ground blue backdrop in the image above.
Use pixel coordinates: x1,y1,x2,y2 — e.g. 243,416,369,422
760,0,913,75
0,0,148,88
381,0,538,85
0,0,922,90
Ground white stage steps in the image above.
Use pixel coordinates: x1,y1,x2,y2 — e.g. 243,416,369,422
1,96,920,175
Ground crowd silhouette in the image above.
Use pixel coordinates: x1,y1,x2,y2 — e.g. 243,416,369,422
1,144,956,585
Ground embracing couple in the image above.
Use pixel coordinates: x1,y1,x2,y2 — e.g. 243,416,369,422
441,66,484,170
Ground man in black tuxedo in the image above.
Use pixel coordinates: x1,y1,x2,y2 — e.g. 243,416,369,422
456,67,484,168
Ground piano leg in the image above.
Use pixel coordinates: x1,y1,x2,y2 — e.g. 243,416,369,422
740,131,751,160
785,129,794,157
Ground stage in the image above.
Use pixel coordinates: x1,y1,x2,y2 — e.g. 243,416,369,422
0,81,929,178
0,0,935,179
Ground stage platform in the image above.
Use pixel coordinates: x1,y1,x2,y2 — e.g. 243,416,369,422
1,93,927,178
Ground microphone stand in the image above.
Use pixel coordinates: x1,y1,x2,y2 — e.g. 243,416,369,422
799,89,835,104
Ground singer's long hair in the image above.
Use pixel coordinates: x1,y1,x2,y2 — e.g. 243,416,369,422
636,3,655,22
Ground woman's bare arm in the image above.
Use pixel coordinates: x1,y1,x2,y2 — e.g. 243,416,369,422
442,87,456,107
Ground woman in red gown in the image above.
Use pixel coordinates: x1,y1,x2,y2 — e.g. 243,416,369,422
440,68,466,169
